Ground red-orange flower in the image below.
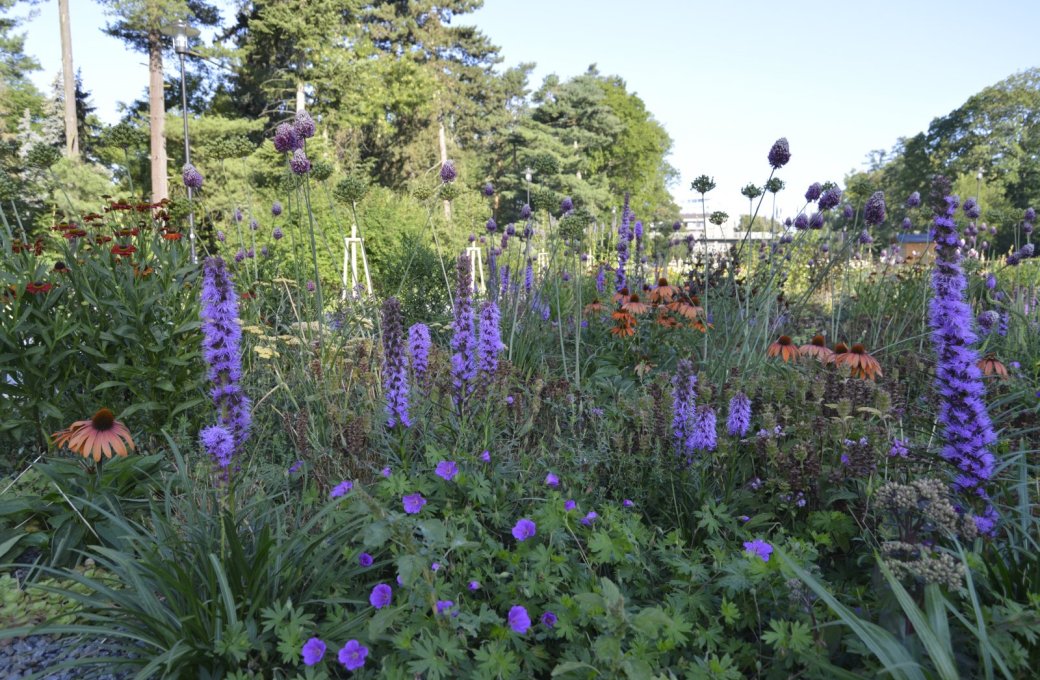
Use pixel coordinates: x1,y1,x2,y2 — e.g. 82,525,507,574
64,228,87,239
977,354,1008,379
834,343,883,380
622,293,650,315
52,261,70,274
800,335,835,363
656,311,680,328
767,335,800,362
26,281,52,295
51,408,135,462
649,277,679,303
111,244,137,257
584,299,604,314
613,287,631,304
667,299,702,320
610,309,636,336
162,232,182,241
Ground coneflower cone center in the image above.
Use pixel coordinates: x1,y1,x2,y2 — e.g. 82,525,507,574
850,343,866,354
91,408,116,431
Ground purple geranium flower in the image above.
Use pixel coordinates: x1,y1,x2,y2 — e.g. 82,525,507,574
508,605,531,634
581,511,598,526
338,640,368,671
480,450,491,462
301,637,326,666
402,493,427,514
369,583,392,609
358,552,373,568
436,600,454,615
564,500,576,511
744,539,773,562
435,460,459,481
541,611,558,628
545,472,559,487
512,518,536,541
330,480,353,498
468,580,480,591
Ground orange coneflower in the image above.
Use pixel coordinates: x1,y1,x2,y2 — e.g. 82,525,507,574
767,335,800,362
649,277,680,303
833,342,849,354
26,281,52,295
800,334,835,363
834,343,883,380
691,319,713,333
51,408,135,462
667,297,703,320
977,354,1008,379
584,299,604,314
656,311,681,328
613,286,631,304
610,309,636,336
622,293,650,315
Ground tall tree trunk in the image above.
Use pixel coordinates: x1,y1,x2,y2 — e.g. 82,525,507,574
148,29,167,202
295,80,306,113
438,120,451,220
58,0,77,159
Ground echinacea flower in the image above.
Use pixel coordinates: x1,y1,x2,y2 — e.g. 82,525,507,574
338,640,368,671
622,293,650,315
834,343,883,380
767,335,799,362
369,583,392,609
512,518,536,541
977,354,1008,379
508,605,531,634
301,638,326,666
52,408,135,462
402,493,426,514
743,539,773,562
800,334,834,363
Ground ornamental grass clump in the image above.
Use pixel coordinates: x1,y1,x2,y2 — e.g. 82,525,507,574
928,195,998,534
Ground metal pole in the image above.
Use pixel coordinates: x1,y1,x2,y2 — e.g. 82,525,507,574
179,51,196,263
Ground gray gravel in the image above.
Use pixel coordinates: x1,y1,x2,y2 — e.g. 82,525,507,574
0,634,139,679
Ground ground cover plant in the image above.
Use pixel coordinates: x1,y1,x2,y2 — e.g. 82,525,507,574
2,23,1040,675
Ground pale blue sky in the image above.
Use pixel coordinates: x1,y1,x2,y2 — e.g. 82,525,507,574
17,0,1040,221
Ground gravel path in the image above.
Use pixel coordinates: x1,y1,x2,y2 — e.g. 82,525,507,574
0,634,137,679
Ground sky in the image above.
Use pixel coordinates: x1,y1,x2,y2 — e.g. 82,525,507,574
16,0,1040,223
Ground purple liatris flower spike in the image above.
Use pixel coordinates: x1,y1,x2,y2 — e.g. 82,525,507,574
512,518,536,541
381,297,411,428
294,110,316,139
743,539,773,561
199,425,234,469
301,638,326,666
408,323,431,386
727,392,751,437
595,265,605,293
671,359,697,454
182,163,203,190
864,191,886,225
616,193,633,291
768,137,791,169
819,187,841,211
369,583,392,608
929,195,998,534
691,405,717,452
440,160,457,183
889,438,909,458
508,606,531,634
477,300,501,380
451,253,477,406
290,149,311,175
200,257,251,454
524,261,534,294
805,182,822,202
273,123,300,153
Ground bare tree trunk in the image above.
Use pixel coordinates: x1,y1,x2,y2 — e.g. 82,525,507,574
438,120,451,220
58,0,77,159
148,29,167,202
295,80,305,113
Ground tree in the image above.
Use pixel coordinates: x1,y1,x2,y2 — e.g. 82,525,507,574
58,0,77,158
98,0,220,202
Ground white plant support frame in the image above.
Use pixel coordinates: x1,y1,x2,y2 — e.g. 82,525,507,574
466,244,486,295
342,219,373,300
